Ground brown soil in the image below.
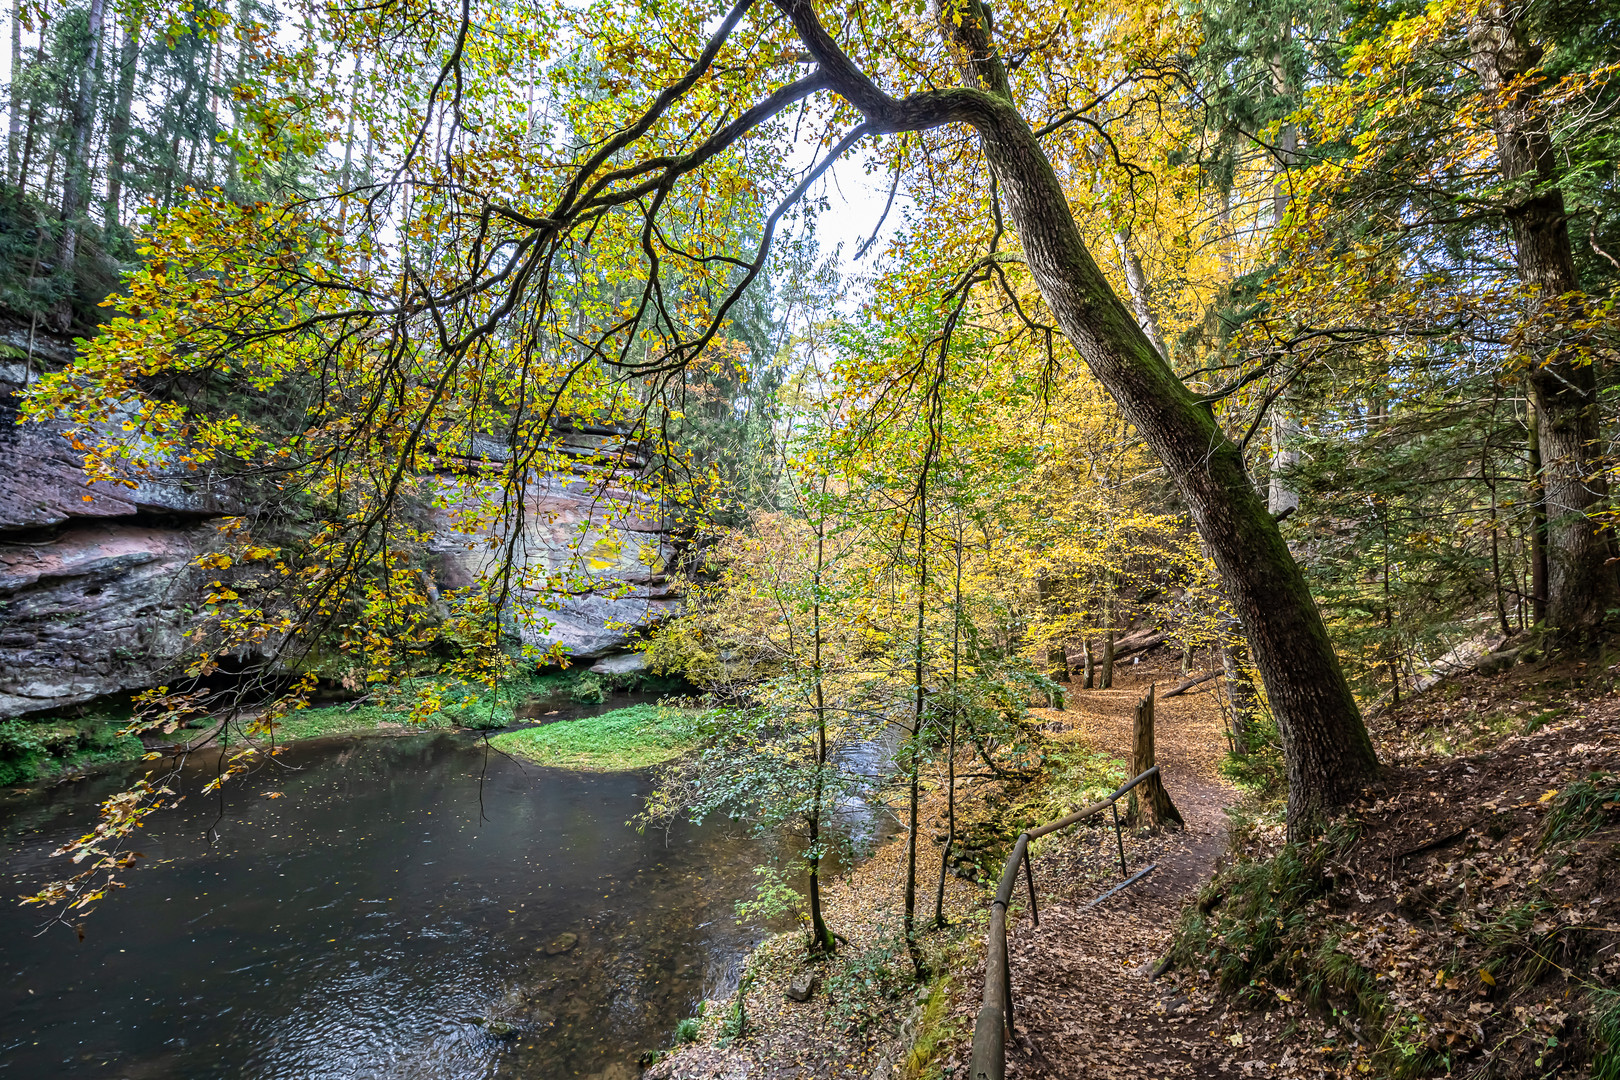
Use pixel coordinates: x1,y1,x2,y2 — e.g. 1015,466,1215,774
936,656,1245,1079
647,652,1620,1080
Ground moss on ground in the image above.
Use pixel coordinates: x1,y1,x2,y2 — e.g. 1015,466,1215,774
490,704,695,771
267,702,451,741
0,713,145,785
0,666,664,782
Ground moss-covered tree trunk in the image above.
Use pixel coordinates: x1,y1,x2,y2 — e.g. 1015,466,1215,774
777,0,1380,834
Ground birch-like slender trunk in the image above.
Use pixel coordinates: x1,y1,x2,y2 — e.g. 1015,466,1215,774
807,498,835,954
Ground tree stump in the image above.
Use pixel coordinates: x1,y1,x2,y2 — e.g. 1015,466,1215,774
1130,686,1183,831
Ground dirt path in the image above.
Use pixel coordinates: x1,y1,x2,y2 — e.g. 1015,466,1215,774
948,658,1240,1079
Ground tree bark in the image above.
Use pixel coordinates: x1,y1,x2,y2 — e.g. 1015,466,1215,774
1081,637,1093,689
1219,626,1261,756
102,25,138,234
56,0,107,298
1036,577,1069,681
7,0,22,184
1527,398,1548,624
777,0,1380,833
807,508,835,954
1099,630,1115,690
1471,1,1618,637
14,1,50,204
1267,410,1300,517
1129,686,1183,831
934,521,963,928
1115,228,1168,360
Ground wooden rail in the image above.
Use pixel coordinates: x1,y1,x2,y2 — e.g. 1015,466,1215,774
968,765,1163,1080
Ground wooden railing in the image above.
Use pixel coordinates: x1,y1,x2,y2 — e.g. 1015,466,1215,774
968,765,1164,1080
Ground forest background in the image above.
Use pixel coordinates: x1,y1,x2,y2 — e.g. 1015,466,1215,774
2,0,1619,952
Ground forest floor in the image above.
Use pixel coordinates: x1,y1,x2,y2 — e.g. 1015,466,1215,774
643,653,1242,1080
645,649,1620,1080
936,657,1252,1080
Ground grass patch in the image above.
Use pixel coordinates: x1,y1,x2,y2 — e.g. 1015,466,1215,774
1540,772,1619,851
274,667,618,740
266,702,450,742
900,960,972,1080
489,704,695,771
1591,986,1620,1080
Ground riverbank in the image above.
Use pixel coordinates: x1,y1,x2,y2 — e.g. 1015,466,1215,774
645,659,1205,1080
0,665,679,785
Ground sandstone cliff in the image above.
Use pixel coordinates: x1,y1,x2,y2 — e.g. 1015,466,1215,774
0,332,677,718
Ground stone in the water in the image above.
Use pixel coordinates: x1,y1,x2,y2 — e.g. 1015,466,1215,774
480,1018,520,1040
785,971,817,1002
545,932,579,955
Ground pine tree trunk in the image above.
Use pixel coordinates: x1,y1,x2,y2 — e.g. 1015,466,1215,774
14,2,50,203
7,0,22,184
57,0,107,262
1527,399,1548,624
1129,686,1182,831
102,26,138,234
1471,2,1618,637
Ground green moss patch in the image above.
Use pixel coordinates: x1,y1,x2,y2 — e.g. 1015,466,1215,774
0,714,145,785
489,704,695,771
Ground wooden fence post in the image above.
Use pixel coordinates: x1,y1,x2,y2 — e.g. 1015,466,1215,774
1130,686,1184,831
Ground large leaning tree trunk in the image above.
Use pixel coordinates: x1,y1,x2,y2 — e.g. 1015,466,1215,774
777,0,1378,832
1471,1,1618,637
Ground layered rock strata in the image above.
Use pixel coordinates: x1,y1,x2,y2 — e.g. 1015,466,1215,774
0,339,676,717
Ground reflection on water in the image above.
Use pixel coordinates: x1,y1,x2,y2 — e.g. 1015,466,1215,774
0,731,764,1079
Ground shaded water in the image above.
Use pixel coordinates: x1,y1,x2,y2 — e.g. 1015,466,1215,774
0,724,766,1079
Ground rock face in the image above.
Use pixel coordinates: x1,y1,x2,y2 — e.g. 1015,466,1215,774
0,343,677,717
425,429,679,663
0,356,227,718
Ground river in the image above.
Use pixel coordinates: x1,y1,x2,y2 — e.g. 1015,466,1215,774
0,706,769,1079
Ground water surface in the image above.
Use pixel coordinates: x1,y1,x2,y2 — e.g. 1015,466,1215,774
0,729,763,1079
